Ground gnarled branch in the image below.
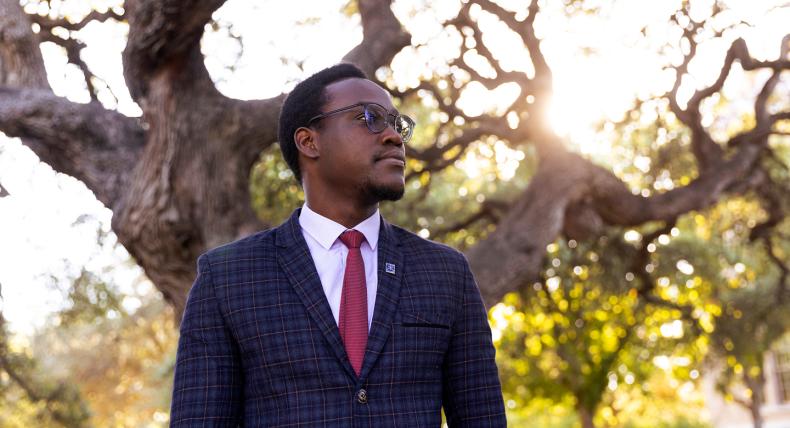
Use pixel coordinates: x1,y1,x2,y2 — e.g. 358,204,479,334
342,0,411,78
0,87,144,205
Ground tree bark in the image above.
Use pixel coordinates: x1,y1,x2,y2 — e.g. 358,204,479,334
576,402,596,428
0,0,48,88
744,374,765,428
750,404,764,428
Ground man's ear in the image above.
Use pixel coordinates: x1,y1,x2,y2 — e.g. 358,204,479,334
294,127,320,159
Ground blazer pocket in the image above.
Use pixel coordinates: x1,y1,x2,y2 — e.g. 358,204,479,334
399,311,452,330
393,311,452,382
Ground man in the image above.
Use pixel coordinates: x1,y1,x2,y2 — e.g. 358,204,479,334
170,63,506,427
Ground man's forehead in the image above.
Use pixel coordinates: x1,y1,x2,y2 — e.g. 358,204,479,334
323,78,394,110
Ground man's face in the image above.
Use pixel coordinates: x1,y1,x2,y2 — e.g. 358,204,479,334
312,78,406,203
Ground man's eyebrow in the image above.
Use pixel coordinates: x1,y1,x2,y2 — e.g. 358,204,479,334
358,101,399,114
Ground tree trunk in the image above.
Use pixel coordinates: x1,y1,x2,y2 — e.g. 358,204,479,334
576,403,596,428
745,373,765,428
750,404,763,428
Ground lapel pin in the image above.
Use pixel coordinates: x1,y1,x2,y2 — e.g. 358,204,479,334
385,262,396,275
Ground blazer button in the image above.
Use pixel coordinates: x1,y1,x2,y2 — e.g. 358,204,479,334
356,389,368,404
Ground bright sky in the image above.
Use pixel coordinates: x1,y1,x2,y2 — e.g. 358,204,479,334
0,0,788,336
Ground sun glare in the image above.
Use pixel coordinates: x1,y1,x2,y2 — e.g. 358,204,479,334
541,0,680,155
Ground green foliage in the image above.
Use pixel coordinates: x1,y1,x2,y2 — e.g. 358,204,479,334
56,268,125,326
503,398,579,428
492,231,688,422
31,295,177,427
0,315,92,427
249,144,304,225
2,287,177,428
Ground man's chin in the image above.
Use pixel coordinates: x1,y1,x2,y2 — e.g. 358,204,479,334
367,183,405,202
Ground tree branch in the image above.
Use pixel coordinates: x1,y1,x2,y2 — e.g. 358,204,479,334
405,118,517,180
1,0,144,209
0,0,48,88
122,0,226,100
409,123,485,163
668,21,720,168
0,87,144,206
469,120,766,307
475,0,550,83
224,95,287,171
391,80,481,122
469,0,552,125
431,198,510,240
37,31,99,102
461,23,784,307
28,8,125,32
771,111,790,124
588,138,765,226
449,3,521,89
468,151,584,306
26,7,128,103
342,0,411,78
750,173,790,303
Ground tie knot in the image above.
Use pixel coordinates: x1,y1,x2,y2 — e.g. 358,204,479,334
339,230,365,249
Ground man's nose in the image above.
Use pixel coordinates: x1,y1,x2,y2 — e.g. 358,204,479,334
379,122,403,146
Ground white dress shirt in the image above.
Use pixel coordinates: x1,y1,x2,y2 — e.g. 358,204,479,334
299,204,379,330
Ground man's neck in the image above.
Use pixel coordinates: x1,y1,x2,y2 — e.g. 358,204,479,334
301,173,382,228
303,188,378,229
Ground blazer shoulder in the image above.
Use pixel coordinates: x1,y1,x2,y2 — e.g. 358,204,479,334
199,227,277,267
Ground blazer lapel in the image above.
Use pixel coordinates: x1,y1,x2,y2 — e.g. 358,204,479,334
275,209,357,380
359,218,403,381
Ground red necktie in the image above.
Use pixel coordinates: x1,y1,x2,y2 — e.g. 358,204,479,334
338,230,368,376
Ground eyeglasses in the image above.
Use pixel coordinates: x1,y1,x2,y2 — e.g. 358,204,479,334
308,102,416,143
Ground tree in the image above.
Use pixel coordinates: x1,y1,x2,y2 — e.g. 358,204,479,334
1,0,787,320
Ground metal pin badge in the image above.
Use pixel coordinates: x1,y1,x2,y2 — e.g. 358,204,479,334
385,263,396,274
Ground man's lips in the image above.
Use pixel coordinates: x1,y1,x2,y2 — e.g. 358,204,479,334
376,153,406,166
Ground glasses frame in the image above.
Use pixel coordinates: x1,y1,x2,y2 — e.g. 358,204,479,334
307,102,415,143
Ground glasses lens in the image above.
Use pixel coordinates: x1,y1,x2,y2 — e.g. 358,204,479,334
364,104,415,143
398,115,414,142
364,104,388,133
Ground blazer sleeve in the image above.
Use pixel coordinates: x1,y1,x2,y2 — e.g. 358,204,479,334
170,254,243,427
442,258,507,427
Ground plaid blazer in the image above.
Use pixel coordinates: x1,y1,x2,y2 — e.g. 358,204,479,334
170,209,506,427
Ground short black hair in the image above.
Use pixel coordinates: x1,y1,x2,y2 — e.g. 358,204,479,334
278,63,368,183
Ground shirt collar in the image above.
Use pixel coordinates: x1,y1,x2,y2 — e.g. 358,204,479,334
299,203,380,251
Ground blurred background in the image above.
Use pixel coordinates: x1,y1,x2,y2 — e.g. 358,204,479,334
0,0,789,426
